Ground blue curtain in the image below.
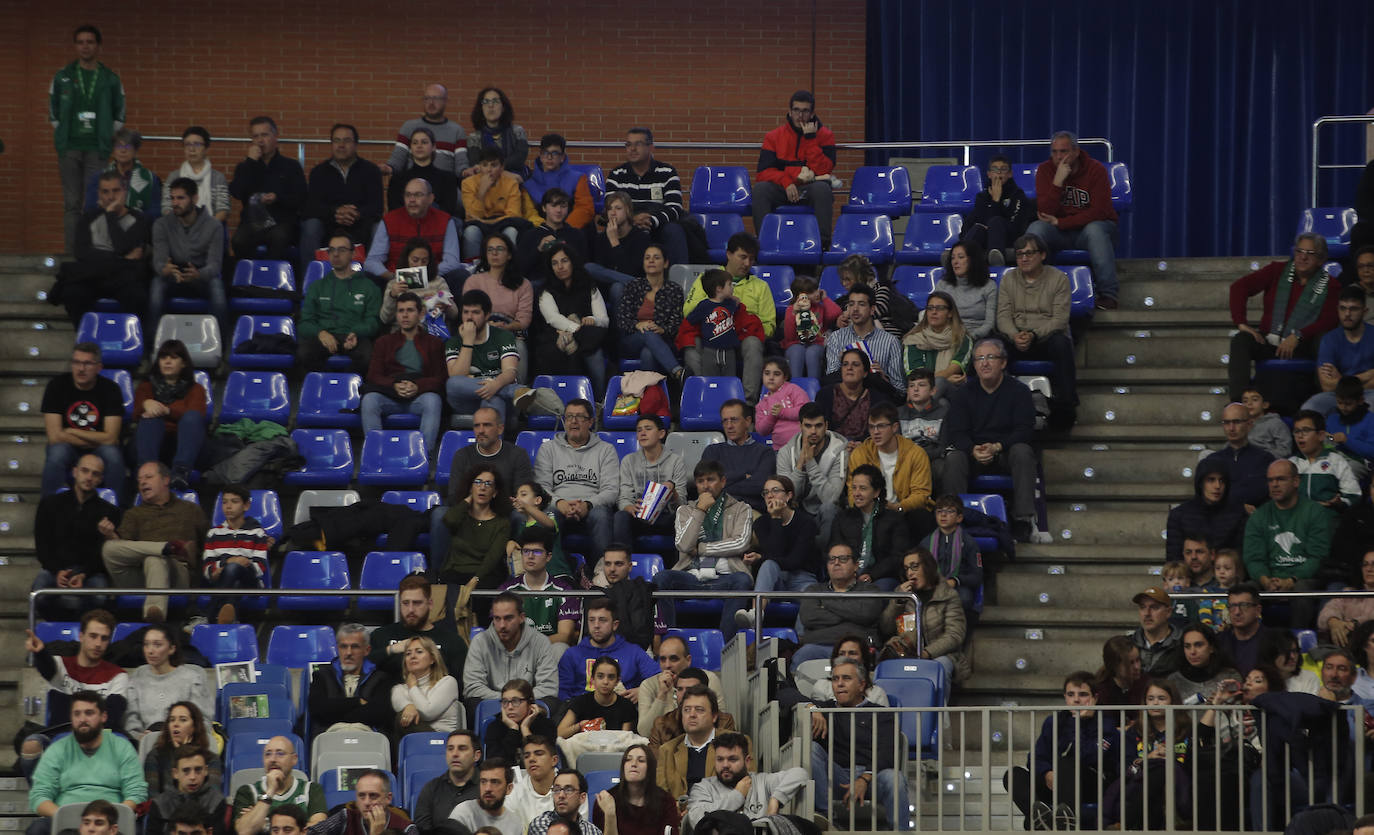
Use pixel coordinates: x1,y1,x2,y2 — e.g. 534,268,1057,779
866,0,1374,258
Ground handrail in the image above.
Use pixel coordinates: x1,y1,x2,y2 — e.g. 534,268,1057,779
27,586,400,629
1310,113,1374,207
134,134,1114,170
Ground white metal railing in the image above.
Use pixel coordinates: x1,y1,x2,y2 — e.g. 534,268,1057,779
1310,114,1374,207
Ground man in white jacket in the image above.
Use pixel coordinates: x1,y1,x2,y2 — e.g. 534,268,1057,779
683,732,807,832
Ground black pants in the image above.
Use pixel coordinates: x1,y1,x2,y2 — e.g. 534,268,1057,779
1004,756,1100,827
297,333,372,375
58,258,149,325
233,220,298,261
1227,330,1320,410
1005,331,1078,408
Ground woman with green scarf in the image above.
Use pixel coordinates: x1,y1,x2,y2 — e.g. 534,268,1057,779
828,464,911,590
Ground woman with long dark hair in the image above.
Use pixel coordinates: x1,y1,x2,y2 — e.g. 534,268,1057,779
829,464,909,590
1093,635,1146,705
533,241,609,395
1166,623,1240,704
615,243,684,379
133,339,207,487
463,87,528,179
1102,679,1193,831
938,240,998,339
124,624,215,741
591,743,680,835
142,700,221,794
901,289,973,398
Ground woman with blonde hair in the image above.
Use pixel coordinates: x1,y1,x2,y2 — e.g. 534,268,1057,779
390,635,461,733
901,289,972,399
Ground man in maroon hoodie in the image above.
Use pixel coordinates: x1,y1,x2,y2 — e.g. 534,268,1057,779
752,90,838,245
1026,131,1120,309
359,292,447,452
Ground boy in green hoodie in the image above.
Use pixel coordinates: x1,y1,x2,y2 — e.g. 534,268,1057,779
297,232,382,374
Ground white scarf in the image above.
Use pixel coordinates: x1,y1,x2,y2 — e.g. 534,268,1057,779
175,159,217,210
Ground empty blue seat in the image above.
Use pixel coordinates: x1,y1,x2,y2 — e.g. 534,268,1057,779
264,624,337,667
567,164,606,211
700,213,746,262
602,376,669,431
34,622,80,644
794,377,820,400
219,682,293,729
679,376,746,431
895,214,962,265
883,677,942,752
219,371,290,424
228,315,296,369
278,551,350,610
664,628,725,671
1013,163,1039,200
98,368,135,420
844,166,912,217
210,488,284,541
515,430,557,462
629,553,664,582
296,372,362,429
405,758,447,814
76,312,143,367
1108,162,1133,213
359,551,428,610
528,375,594,429
892,266,940,309
823,214,894,265
194,370,214,417
690,166,752,215
817,266,846,300
1066,266,1096,317
433,431,478,488
1297,207,1356,259
357,430,428,487
381,490,441,512
230,260,295,314
917,165,982,212
283,429,354,487
758,214,823,265
754,265,796,317
585,770,621,800
597,431,638,459
190,624,258,664
960,493,1007,523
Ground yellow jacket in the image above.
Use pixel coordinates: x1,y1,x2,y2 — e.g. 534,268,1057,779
848,435,932,511
462,171,541,224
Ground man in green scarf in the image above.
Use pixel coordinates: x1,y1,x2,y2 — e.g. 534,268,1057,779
657,459,754,638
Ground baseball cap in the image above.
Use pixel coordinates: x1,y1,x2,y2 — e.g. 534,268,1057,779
1133,587,1171,606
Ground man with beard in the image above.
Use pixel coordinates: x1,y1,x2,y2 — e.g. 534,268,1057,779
683,733,806,832
367,575,466,681
148,177,226,334
231,736,326,834
450,760,521,835
412,731,480,835
308,770,418,835
307,623,396,738
26,691,146,835
525,771,599,835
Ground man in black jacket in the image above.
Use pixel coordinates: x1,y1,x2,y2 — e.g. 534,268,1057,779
229,116,306,261
307,623,395,740
55,172,149,325
961,155,1033,264
32,452,117,618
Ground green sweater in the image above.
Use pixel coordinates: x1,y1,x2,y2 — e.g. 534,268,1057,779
1242,496,1331,581
28,729,146,812
49,61,125,155
441,503,511,581
300,273,382,341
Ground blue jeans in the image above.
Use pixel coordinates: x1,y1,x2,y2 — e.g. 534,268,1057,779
1302,389,1374,415
31,570,111,618
754,561,817,594
1025,219,1119,300
41,442,126,498
361,391,443,452
653,568,751,637
621,331,680,374
461,224,520,259
810,740,912,830
612,508,675,546
134,410,207,473
584,263,635,319
146,271,230,336
445,376,518,423
209,560,262,614
555,506,614,565
785,343,826,379
651,222,690,266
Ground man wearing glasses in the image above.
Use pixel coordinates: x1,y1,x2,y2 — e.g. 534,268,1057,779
847,402,934,534
752,90,838,247
1201,403,1274,512
300,123,383,267
534,398,621,558
996,233,1077,429
943,337,1046,543
1227,232,1340,405
382,84,469,177
605,127,690,265
365,178,465,285
523,134,595,230
40,343,126,497
1217,583,1266,674
1025,130,1120,310
499,528,581,656
792,544,883,666
961,154,1034,265
297,232,382,374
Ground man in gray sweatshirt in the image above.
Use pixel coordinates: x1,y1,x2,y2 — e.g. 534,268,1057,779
462,592,560,717
683,732,807,832
534,399,620,560
381,84,469,177
149,177,226,334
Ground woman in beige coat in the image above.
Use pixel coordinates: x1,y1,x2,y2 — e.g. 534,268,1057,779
879,546,970,684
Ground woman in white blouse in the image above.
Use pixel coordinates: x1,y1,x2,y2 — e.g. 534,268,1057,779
390,636,461,734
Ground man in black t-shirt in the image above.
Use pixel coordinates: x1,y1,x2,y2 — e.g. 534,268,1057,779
32,453,118,618
41,342,126,498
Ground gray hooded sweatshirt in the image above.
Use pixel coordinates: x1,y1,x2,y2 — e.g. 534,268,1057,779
462,621,560,701
535,431,620,507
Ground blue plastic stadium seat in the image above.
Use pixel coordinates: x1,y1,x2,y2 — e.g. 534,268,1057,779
210,489,284,541
300,259,362,295
357,430,428,487
892,266,940,309
190,624,258,664
602,376,669,431
35,622,80,644
1013,163,1039,201
228,315,296,369
219,681,293,729
754,265,796,317
295,372,362,430
700,213,746,263
194,371,214,417
567,164,606,211
98,368,135,420
1066,266,1096,317
359,551,428,610
917,165,982,213
585,770,621,800
230,260,295,314
220,371,290,425
433,431,478,488
664,628,725,671
110,622,148,642
882,677,942,752
224,731,305,786
76,312,143,367
528,375,594,429
758,214,823,265
1297,207,1356,259
516,430,558,462
1108,162,1133,213
1257,358,1318,375
895,214,962,265
823,214,894,265
844,165,913,217
595,431,637,460
283,429,354,487
679,376,746,431
817,266,846,301
629,554,664,582
690,166,752,215
264,624,337,667
473,699,504,740
278,551,350,610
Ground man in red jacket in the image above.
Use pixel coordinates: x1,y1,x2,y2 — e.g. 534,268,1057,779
753,90,838,245
360,292,447,451
1026,131,1120,309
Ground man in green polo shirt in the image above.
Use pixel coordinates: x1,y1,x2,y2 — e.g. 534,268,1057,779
50,25,126,253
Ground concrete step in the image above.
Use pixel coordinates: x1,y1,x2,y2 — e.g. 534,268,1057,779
1010,544,1165,568
960,671,1079,698
0,325,78,366
989,572,1142,610
977,603,1136,630
1116,256,1273,280
1063,423,1216,444
1075,391,1228,427
1038,503,1171,546
1091,308,1234,328
971,632,1110,677
1042,448,1200,485
1078,331,1231,369
1078,366,1227,386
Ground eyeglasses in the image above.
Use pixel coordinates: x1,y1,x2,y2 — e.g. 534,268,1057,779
519,548,547,557
550,786,580,796
480,97,502,106
114,143,135,151
1014,249,1043,258
789,107,814,115
1229,602,1260,610
1357,261,1374,271
540,149,565,158
761,487,787,496
485,246,509,254
499,697,527,707
472,478,494,487
657,654,682,663
867,422,893,430
972,354,1005,363
827,555,855,564
1293,248,1319,257
564,413,591,423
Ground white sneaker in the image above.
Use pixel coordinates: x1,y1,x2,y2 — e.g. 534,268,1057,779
988,248,1006,267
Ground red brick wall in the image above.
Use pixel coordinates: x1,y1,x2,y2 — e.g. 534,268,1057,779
0,1,867,254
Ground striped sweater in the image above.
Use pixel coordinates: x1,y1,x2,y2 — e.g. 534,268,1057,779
201,516,269,582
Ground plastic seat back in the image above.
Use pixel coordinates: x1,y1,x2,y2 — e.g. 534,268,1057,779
357,430,428,487
597,431,638,459
154,314,222,368
629,553,664,582
601,377,669,431
1297,207,1356,257
917,165,982,211
359,551,428,610
679,376,746,430
1066,266,1096,317
283,429,355,487
527,375,593,429
98,368,135,420
700,213,746,261
515,430,558,462
1108,162,1133,212
664,628,724,671
264,624,337,667
230,260,296,314
754,265,796,316
690,166,752,214
292,489,360,525
190,623,258,664
758,214,823,265
279,551,350,609
210,488,284,541
76,312,143,367
228,315,296,369
845,165,913,216
897,214,962,265
893,266,940,309
663,431,724,476
434,431,478,488
296,372,362,429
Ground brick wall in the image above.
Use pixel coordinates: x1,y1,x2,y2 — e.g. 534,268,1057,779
0,0,866,255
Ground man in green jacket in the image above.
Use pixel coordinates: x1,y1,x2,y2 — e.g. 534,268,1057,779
1243,458,1331,626
50,25,126,254
27,690,146,835
297,232,382,374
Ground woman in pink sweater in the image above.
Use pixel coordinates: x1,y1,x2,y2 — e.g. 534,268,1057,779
755,356,811,447
463,231,535,379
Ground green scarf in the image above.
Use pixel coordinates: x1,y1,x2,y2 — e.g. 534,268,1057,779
860,506,877,572
699,494,728,543
1268,260,1331,338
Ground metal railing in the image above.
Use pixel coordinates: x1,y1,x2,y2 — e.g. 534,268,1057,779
1310,113,1374,207
27,586,401,627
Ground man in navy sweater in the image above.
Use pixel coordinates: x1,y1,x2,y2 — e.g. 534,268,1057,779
943,337,1045,543
700,399,775,513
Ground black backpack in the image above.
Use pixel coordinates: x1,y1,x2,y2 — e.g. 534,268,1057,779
884,286,919,334
606,577,656,649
